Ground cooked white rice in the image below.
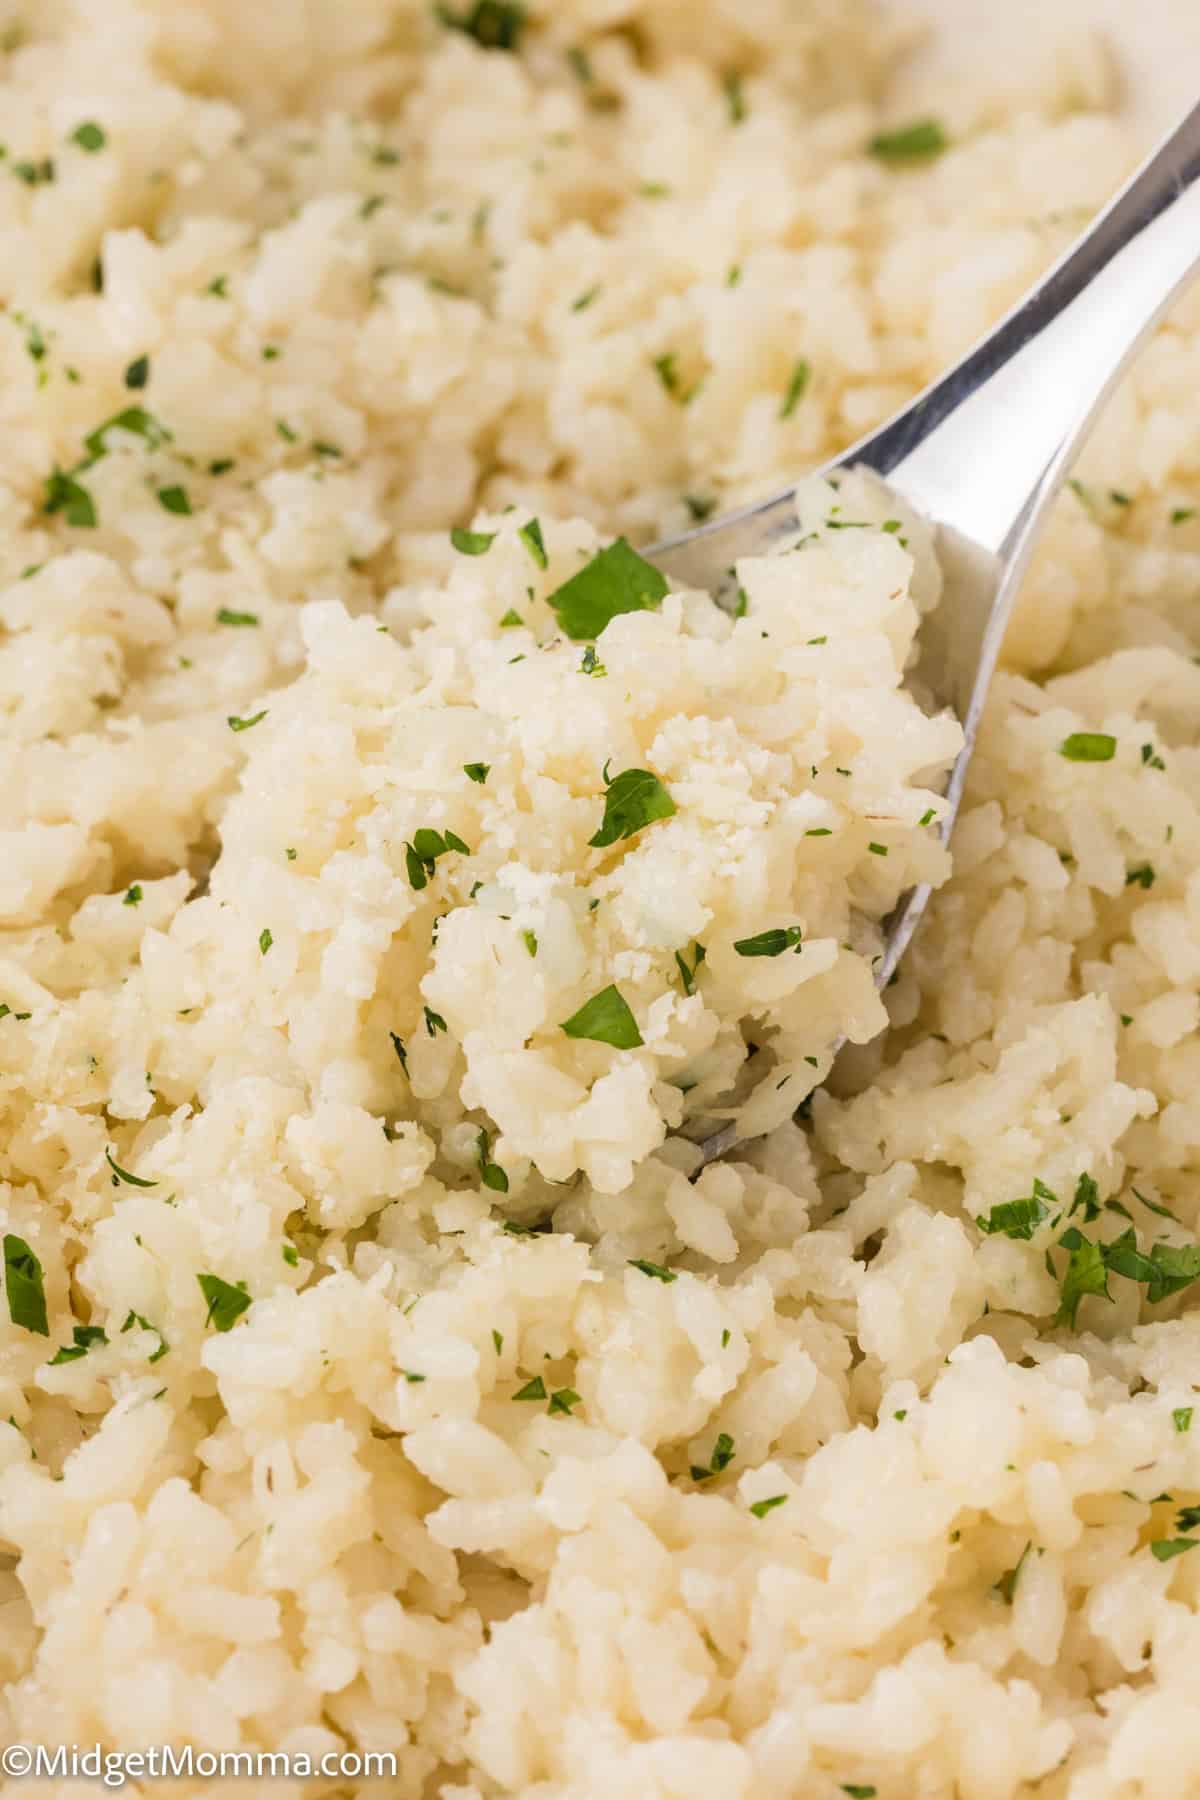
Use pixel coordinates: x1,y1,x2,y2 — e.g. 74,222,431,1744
2,3,1200,1796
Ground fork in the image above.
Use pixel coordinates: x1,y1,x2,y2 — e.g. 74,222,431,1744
649,101,1200,1164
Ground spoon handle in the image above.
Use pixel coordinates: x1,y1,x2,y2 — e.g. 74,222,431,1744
866,101,1200,557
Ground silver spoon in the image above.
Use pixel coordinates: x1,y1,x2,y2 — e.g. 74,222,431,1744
649,101,1200,1165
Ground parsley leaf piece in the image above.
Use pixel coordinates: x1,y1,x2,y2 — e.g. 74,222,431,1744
1144,1242,1200,1306
684,493,715,522
227,710,267,732
499,607,523,628
435,1,526,51
196,1273,252,1332
44,467,97,527
477,1129,509,1194
548,1387,581,1416
749,1494,788,1519
1171,507,1196,525
1151,1537,1200,1562
1059,732,1116,762
513,1375,547,1401
975,1193,1051,1241
450,525,496,556
3,1235,49,1336
105,1148,157,1189
995,1541,1031,1604
779,357,811,420
674,941,706,996
157,484,191,516
561,984,642,1049
868,118,949,163
464,762,490,783
1126,864,1156,890
424,1006,447,1037
1053,1233,1110,1329
518,517,548,569
733,926,803,958
282,1243,299,1268
389,1031,409,1074
1173,1407,1193,1434
1070,1173,1101,1221
120,1310,169,1361
258,927,273,955
217,607,259,627
710,1431,735,1473
841,1789,877,1799
124,355,150,390
122,884,142,907
71,121,106,152
723,71,746,124
522,929,537,957
49,1324,108,1365
628,1259,676,1282
82,405,171,460
589,767,676,848
492,1328,503,1353
545,538,668,641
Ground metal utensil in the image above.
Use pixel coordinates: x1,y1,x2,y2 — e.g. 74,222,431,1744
650,102,1200,1164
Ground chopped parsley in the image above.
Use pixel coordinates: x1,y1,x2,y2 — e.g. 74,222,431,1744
258,928,273,955
571,285,600,312
44,468,97,528
749,1494,788,1519
1173,1407,1193,1434
121,1310,169,1361
122,884,142,907
105,1148,157,1189
513,1375,547,1401
1053,1230,1110,1329
1059,732,1116,762
628,1259,676,1283
1069,1173,1101,1222
499,608,523,628
560,984,643,1049
733,925,803,957
477,1129,509,1194
691,1430,735,1481
424,1006,447,1037
1171,507,1196,526
867,842,888,857
282,1243,299,1268
227,710,267,732
545,538,668,641
975,1181,1055,1241
652,352,680,395
389,1031,409,1074
3,1235,49,1336
492,1329,503,1353
580,645,606,677
49,1324,108,1365
723,71,746,124
994,1541,1032,1604
548,1387,581,1416
841,1789,877,1799
1126,865,1156,890
522,930,537,957
868,118,950,163
124,355,150,390
518,517,548,569
197,1273,252,1332
157,484,191,516
70,122,106,152
589,766,676,848
674,941,706,996
216,607,259,627
450,525,495,556
435,0,526,51
404,827,470,890
1141,742,1166,770
13,158,55,185
83,406,170,459
1150,1537,1199,1563
464,762,490,783
779,358,811,420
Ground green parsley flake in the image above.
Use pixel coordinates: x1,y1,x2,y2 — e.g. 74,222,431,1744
975,1188,1053,1241
548,1387,581,1416
684,494,715,522
1126,865,1156,890
749,1494,788,1519
121,1310,169,1361
674,941,706,996
995,1541,1032,1604
44,468,97,528
105,1148,157,1189
124,355,150,390
518,517,548,569
258,928,273,955
83,405,170,460
571,285,600,312
1053,1232,1110,1329
197,1273,252,1332
464,762,490,783
1173,1407,1193,1434
450,525,496,556
499,608,523,628
779,358,811,420
723,71,746,124
1151,1537,1199,1563
1059,732,1116,762
545,538,668,641
157,485,191,516
513,1375,547,1401
71,122,106,152
227,710,267,732
217,608,259,627
122,884,142,907
867,841,888,857
1171,507,1196,525
628,1259,676,1282
49,1324,108,1365
868,118,950,163
841,1788,877,1799
733,926,803,958
3,1235,49,1336
580,644,606,677
435,0,526,51
424,1006,447,1037
404,827,470,890
589,767,676,848
492,1329,503,1353
389,1031,409,1074
560,984,643,1049
522,929,538,957
477,1129,509,1194
282,1243,299,1268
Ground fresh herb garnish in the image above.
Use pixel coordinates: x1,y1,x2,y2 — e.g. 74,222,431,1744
499,608,523,627
197,1273,252,1332
868,119,949,163
463,762,490,783
3,1235,49,1336
733,926,803,957
157,485,191,516
1151,1538,1199,1562
518,518,547,569
227,710,267,732
579,645,606,676
49,1324,108,1365
71,122,106,152
477,1129,509,1194
389,1031,409,1074
1126,865,1156,890
404,827,470,890
548,1387,581,1416
258,928,273,955
105,1148,157,1189
450,526,495,556
513,1375,547,1401
995,1541,1032,1604
674,942,706,996
123,884,142,907
1173,1407,1193,1433
589,767,676,848
975,1183,1054,1241
216,608,259,627
44,467,97,528
560,984,642,1049
424,1006,447,1037
749,1494,788,1519
435,0,526,51
723,72,746,123
120,1310,169,1361
124,355,150,389
83,406,171,460
545,538,668,641
628,1259,676,1282
522,930,537,957
1059,732,1116,762
779,358,810,420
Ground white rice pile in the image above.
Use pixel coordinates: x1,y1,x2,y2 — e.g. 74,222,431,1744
2,3,1200,1796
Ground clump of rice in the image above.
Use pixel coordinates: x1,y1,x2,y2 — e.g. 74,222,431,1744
2,3,1200,1796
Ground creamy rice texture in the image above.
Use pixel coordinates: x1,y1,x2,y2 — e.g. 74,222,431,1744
3,3,1200,1797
